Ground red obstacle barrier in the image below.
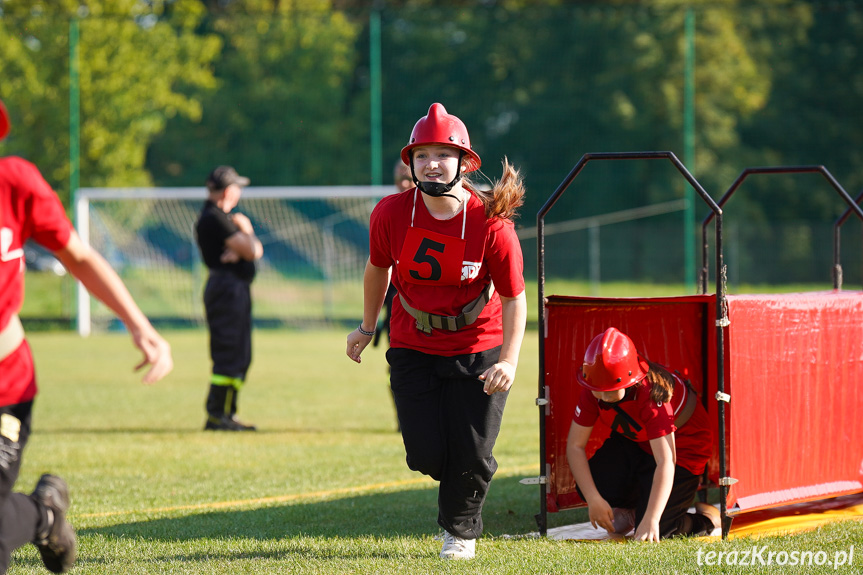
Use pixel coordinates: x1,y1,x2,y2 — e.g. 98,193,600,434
534,154,863,538
541,290,863,524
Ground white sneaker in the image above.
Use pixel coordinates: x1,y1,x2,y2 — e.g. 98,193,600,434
439,531,476,560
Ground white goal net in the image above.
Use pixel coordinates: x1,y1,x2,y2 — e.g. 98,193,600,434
73,186,393,335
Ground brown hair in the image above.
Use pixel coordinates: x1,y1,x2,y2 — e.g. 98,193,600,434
643,360,675,404
467,157,525,221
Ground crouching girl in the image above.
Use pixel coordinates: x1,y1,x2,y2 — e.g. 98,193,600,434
566,327,719,541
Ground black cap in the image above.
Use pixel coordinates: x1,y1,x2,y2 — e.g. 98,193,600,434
206,165,250,192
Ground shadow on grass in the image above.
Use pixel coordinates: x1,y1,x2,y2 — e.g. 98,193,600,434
78,544,435,567
4,476,593,570
34,421,400,441
81,488,436,541
36,426,402,435
65,482,446,566
77,475,563,542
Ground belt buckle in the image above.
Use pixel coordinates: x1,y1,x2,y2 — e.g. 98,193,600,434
415,313,433,335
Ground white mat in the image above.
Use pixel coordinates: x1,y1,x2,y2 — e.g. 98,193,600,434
540,506,721,541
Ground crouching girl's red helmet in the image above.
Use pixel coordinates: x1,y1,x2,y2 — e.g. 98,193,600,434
400,103,481,173
576,327,649,392
0,100,10,141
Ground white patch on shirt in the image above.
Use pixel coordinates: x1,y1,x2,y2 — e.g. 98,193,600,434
1,228,24,263
575,405,582,418
461,261,481,281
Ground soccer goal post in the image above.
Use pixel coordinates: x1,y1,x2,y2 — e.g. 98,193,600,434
73,186,394,336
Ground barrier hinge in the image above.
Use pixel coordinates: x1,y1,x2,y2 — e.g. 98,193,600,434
719,477,738,487
715,391,731,403
536,398,549,406
519,476,548,486
716,317,730,327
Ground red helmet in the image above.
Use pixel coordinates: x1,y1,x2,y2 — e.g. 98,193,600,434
0,100,9,141
400,103,481,173
576,327,649,392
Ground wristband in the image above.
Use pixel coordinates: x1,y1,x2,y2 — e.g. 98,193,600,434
357,324,376,337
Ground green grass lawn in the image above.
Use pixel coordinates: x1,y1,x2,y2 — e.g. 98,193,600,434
10,329,862,574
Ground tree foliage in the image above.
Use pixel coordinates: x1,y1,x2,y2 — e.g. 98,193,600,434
1,0,860,283
148,0,363,186
0,0,219,203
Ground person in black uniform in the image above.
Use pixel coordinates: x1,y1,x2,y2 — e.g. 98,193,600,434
196,166,263,431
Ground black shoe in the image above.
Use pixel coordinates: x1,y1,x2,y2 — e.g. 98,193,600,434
31,474,77,573
204,414,257,431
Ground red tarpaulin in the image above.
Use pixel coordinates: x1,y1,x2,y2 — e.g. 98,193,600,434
724,291,863,513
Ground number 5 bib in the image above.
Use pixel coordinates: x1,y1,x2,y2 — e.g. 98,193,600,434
397,189,467,286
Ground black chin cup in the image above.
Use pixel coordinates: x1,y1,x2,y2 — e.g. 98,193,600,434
417,181,461,199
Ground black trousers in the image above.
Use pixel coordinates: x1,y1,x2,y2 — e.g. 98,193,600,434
204,272,252,380
387,346,507,540
578,432,713,537
0,402,44,574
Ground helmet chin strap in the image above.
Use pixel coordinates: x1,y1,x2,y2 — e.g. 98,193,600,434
409,152,465,200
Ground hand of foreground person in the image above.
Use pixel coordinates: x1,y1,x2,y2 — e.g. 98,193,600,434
131,326,173,384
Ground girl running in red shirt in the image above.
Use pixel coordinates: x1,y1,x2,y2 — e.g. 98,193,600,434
346,103,527,559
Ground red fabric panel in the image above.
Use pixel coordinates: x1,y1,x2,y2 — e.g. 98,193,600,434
543,294,718,512
726,291,863,512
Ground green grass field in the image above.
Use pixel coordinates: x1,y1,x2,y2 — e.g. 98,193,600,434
11,329,862,574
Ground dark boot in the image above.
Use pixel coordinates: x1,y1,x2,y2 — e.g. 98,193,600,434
229,386,238,419
204,384,255,431
204,383,229,426
227,387,256,431
31,475,76,573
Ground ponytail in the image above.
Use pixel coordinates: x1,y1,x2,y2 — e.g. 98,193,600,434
644,361,675,404
469,157,525,221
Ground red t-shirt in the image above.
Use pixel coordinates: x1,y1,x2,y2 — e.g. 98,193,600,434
369,187,524,356
572,371,713,475
0,157,73,406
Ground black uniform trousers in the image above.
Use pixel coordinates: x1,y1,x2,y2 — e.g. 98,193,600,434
0,402,45,574
387,346,507,540
578,431,713,537
204,271,252,380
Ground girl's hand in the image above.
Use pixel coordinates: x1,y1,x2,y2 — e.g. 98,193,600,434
633,517,661,542
478,360,516,394
587,498,616,532
346,328,372,363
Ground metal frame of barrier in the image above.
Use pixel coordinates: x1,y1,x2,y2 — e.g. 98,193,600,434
533,157,863,540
